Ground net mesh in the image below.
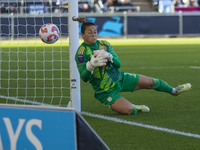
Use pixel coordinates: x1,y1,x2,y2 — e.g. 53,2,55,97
0,0,70,107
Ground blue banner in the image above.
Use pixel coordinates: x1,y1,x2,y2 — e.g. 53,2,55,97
0,106,76,150
1,15,200,37
127,16,179,35
79,17,124,36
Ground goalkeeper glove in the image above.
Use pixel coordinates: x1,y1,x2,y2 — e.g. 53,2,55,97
86,53,107,72
93,50,113,63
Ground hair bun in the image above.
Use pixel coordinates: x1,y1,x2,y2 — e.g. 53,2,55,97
72,16,86,23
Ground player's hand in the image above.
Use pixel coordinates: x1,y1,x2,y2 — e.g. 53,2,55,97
86,52,107,72
93,50,113,63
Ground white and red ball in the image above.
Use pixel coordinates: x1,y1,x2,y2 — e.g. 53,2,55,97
39,23,60,44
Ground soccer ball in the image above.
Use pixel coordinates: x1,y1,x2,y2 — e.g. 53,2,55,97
39,23,60,44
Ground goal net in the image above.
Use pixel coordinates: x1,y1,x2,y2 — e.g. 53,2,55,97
0,0,80,110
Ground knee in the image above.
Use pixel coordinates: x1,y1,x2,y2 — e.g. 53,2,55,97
123,105,135,115
123,106,134,115
148,79,154,89
144,78,153,89
136,75,153,90
111,104,133,115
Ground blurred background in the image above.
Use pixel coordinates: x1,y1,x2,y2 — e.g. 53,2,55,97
1,0,200,39
1,0,200,14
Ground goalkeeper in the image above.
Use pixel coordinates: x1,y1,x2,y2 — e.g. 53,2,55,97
74,17,191,115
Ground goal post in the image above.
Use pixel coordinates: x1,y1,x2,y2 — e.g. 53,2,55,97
68,0,81,112
0,0,81,112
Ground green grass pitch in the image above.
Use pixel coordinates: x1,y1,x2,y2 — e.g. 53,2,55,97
81,38,200,150
1,37,200,149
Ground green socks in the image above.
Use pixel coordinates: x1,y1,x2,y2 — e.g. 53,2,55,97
152,78,173,93
130,107,138,115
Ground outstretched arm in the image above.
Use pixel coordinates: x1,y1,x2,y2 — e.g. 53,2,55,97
109,50,121,68
77,64,92,82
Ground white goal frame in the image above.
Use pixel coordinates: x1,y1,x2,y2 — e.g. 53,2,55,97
68,0,81,112
0,0,81,112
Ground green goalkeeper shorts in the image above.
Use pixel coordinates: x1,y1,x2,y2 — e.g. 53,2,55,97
94,72,140,105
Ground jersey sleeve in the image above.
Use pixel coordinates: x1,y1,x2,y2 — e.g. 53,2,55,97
106,41,121,68
75,45,92,82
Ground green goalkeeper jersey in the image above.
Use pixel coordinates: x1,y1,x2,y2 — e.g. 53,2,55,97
75,40,121,93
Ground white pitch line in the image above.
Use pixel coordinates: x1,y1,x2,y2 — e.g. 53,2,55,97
123,66,200,70
190,66,200,69
81,111,200,139
0,95,56,107
2,95,200,139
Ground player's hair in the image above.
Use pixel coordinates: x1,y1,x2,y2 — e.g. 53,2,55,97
72,16,96,34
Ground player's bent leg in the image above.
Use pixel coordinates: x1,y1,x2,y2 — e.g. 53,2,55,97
135,75,173,93
135,75,191,96
110,97,150,115
110,97,135,115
